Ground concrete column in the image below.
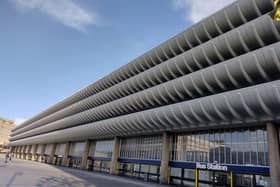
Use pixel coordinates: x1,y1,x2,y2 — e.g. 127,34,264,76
21,146,24,159
110,137,120,175
160,132,171,184
62,142,70,166
16,147,19,157
12,147,16,157
19,146,22,159
19,146,23,159
14,147,17,158
9,146,14,154
25,145,29,160
18,146,21,158
16,146,19,158
18,147,21,158
32,145,38,160
81,140,91,170
17,146,20,158
48,143,56,164
90,141,96,157
88,141,96,171
27,145,32,160
40,144,46,162
20,145,25,159
24,146,28,159
23,145,27,159
267,123,280,187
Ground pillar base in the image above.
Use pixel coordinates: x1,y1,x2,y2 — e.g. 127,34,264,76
159,132,170,184
110,137,120,175
267,123,280,187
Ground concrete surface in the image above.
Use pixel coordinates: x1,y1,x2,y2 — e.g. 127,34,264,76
0,154,169,187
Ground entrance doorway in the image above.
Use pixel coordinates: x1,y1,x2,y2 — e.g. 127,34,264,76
199,170,231,187
212,171,230,186
53,155,63,165
233,174,271,187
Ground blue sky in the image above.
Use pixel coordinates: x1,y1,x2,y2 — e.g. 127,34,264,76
0,0,234,124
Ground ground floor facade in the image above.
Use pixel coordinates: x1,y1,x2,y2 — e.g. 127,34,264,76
0,153,167,187
10,123,280,187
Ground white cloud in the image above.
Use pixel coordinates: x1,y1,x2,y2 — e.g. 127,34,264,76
174,0,236,23
13,0,96,31
14,118,27,126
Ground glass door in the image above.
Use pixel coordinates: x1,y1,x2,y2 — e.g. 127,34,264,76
199,170,230,187
213,171,230,187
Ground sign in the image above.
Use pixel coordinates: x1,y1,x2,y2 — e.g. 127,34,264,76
196,162,228,171
169,161,269,175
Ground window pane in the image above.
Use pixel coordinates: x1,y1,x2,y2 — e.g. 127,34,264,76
169,127,268,166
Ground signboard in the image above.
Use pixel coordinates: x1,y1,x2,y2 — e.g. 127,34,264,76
196,162,228,172
169,161,269,175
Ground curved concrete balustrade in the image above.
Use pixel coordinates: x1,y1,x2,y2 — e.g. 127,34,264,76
10,42,280,141
10,80,280,146
12,0,275,133
12,15,280,136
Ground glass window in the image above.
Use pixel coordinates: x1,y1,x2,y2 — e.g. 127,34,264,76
69,142,85,157
119,135,162,160
209,133,214,163
45,144,53,155
231,131,238,164
170,167,182,185
219,132,225,164
244,130,251,165
186,135,190,161
55,143,66,156
199,170,212,182
224,132,231,164
36,145,43,154
150,165,159,174
204,133,210,162
94,140,114,158
184,168,195,179
263,130,269,166
190,135,195,162
31,145,36,153
250,130,258,165
214,132,220,163
237,131,244,165
88,142,95,156
195,134,200,162
25,146,30,153
170,126,269,166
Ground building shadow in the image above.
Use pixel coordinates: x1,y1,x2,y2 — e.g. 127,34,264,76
35,165,164,187
6,172,23,187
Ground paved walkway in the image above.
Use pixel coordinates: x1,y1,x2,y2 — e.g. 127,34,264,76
0,155,170,187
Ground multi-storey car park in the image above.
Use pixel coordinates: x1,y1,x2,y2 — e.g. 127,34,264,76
9,0,280,186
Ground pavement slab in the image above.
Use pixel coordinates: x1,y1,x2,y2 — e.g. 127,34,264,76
0,155,170,187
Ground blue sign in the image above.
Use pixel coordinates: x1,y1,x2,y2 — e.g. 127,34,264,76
169,161,269,175
196,162,228,171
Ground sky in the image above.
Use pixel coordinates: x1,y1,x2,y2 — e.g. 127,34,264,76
0,0,235,125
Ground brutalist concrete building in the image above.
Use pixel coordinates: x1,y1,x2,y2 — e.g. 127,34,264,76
9,0,280,186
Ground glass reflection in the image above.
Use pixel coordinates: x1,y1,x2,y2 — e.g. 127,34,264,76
69,142,85,157
94,140,114,158
119,135,163,160
44,144,52,155
170,127,268,166
36,145,43,154
55,143,66,156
